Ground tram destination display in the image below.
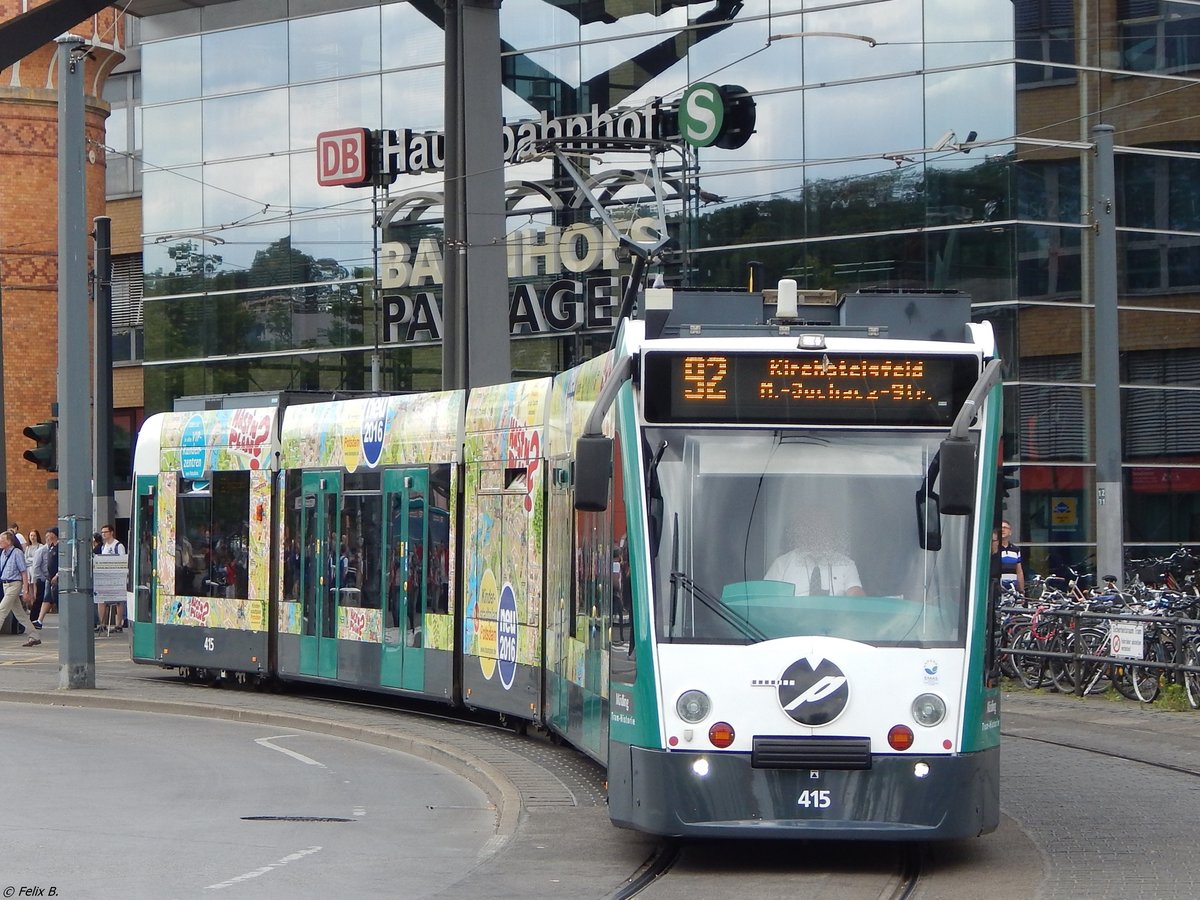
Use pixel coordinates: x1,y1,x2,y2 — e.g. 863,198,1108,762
641,351,979,425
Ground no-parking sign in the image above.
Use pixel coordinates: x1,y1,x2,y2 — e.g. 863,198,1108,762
1110,621,1144,659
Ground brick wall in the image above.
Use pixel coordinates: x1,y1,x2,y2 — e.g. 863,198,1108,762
113,367,144,409
0,10,125,529
108,197,142,256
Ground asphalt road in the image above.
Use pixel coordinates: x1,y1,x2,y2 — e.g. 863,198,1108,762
5,705,497,899
5,623,1200,898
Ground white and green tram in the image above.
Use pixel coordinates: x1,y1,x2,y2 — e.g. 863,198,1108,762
131,287,1002,839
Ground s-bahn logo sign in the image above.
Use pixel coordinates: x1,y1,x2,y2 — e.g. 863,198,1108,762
765,656,850,726
677,83,756,149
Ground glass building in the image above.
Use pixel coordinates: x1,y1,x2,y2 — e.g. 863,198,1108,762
127,0,1200,576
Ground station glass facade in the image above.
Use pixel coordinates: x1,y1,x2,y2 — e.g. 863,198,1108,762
136,0,1200,574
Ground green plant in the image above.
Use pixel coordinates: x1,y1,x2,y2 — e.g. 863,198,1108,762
1156,682,1190,712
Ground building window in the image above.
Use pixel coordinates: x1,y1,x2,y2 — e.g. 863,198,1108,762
1017,357,1089,462
111,253,144,363
1125,349,1200,459
1119,1,1200,73
1119,148,1200,292
103,71,142,198
1015,0,1076,86
112,408,144,491
1017,159,1083,298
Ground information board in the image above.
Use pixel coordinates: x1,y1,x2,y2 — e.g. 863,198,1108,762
641,351,979,425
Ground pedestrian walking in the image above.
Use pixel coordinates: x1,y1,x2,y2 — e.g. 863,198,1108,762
34,528,59,628
0,530,40,646
27,529,47,626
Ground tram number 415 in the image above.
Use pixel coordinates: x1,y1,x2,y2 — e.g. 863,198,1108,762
797,790,831,809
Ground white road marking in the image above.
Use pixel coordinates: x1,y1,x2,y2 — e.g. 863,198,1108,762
254,735,326,767
205,845,323,890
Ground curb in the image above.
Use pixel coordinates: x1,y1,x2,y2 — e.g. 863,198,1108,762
0,689,523,840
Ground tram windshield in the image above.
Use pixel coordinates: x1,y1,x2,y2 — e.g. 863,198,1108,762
646,428,975,647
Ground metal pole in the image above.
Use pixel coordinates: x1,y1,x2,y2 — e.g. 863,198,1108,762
445,0,511,390
1091,124,1124,586
93,216,115,533
57,37,95,688
442,0,465,391
370,182,382,393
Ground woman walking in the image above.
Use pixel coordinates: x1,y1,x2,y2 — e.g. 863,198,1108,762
25,529,46,626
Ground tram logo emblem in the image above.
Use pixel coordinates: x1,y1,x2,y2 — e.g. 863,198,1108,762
774,656,849,726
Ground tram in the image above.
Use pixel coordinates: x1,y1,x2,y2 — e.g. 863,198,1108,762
130,285,1002,840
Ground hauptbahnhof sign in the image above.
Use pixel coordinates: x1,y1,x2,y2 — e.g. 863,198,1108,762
316,86,755,346
316,85,755,187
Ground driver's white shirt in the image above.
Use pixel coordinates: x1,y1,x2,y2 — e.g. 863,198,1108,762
764,550,862,595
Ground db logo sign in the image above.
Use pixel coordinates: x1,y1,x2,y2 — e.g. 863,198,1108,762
317,128,371,187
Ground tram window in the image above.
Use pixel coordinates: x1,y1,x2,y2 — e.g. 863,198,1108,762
135,491,154,622
405,484,426,638
322,495,338,639
547,462,575,643
340,493,381,609
575,507,611,640
385,492,404,639
175,471,250,599
385,474,429,645
648,429,970,647
281,472,301,602
428,465,451,614
611,430,636,682
344,471,380,492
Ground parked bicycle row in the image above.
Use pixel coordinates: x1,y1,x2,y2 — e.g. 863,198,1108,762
996,576,1200,709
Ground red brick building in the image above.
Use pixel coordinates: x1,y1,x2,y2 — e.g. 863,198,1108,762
0,3,126,530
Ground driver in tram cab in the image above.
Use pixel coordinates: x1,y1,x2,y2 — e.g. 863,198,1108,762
764,516,865,597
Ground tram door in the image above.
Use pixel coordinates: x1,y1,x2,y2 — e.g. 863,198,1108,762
299,471,341,680
131,475,157,660
381,468,428,693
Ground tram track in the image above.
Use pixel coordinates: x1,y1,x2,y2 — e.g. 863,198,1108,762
1003,729,1200,779
611,840,682,900
609,839,923,899
889,846,924,900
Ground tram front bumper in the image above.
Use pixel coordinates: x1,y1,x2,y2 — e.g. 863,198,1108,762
608,743,999,840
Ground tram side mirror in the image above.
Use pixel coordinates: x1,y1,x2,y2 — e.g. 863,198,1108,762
938,438,976,516
575,435,613,512
916,490,942,552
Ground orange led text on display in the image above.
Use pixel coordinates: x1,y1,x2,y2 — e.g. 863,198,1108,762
682,355,729,401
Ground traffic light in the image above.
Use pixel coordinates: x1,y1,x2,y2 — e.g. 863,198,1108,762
995,464,1019,523
1000,466,1020,499
23,420,58,472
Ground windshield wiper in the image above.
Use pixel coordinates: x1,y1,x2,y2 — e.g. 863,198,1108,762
669,570,768,642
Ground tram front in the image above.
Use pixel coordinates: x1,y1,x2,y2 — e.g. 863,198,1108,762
601,333,1003,839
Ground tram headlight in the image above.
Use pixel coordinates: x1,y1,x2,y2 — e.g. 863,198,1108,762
911,693,947,727
676,690,711,723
